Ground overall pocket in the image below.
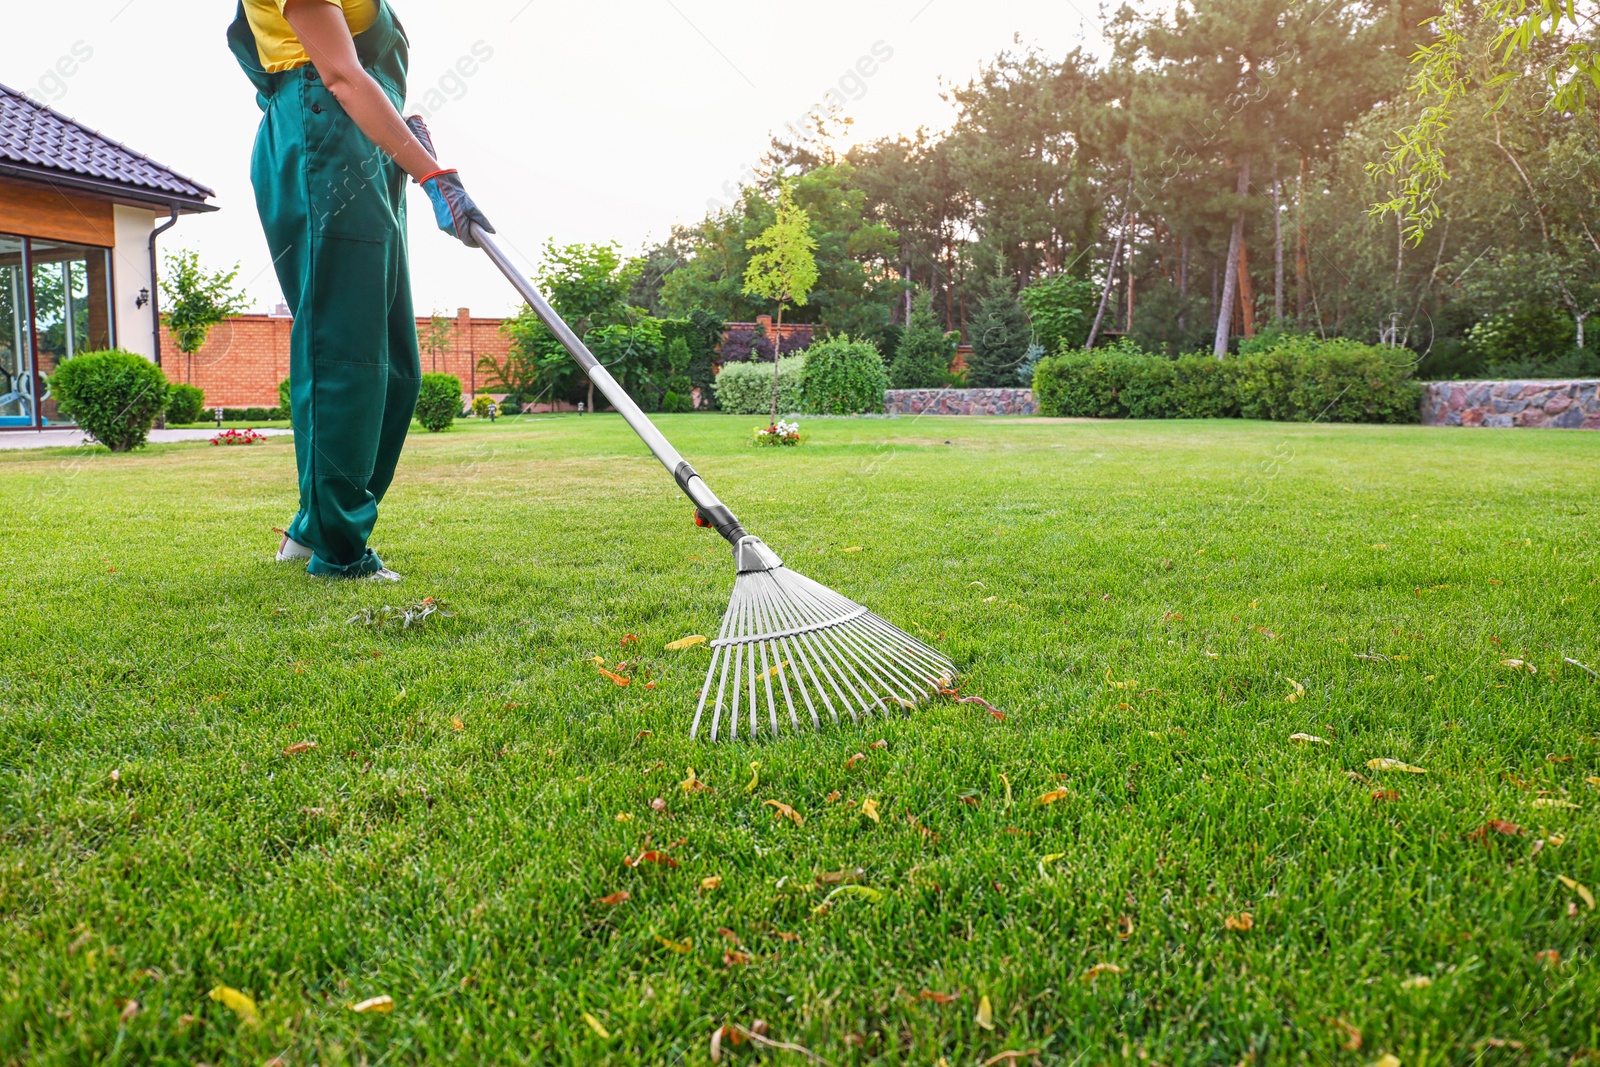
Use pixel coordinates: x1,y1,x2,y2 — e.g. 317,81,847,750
303,79,400,243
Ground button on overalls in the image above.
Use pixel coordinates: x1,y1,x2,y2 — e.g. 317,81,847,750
228,1,421,577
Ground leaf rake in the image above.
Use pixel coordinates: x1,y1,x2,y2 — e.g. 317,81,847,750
405,117,957,741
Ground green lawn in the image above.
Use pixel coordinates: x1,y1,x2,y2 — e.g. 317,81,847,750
2,413,1598,1065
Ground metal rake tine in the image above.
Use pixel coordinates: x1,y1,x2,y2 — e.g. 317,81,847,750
757,571,831,730
778,579,894,719
751,580,801,733
831,616,928,707
759,570,850,727
694,577,743,740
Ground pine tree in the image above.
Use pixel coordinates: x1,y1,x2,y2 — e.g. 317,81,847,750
888,290,953,389
965,273,1030,387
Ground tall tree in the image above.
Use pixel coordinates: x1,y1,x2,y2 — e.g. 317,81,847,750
887,289,955,389
966,273,1030,387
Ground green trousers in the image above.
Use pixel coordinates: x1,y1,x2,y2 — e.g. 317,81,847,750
229,1,419,577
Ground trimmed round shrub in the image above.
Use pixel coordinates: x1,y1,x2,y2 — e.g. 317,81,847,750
713,355,806,415
800,335,887,415
165,382,206,425
50,349,170,452
498,398,523,416
415,372,463,432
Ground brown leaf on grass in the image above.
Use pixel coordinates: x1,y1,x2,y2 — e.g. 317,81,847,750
957,695,1006,720
1536,949,1560,966
119,999,141,1023
1118,915,1134,940
1224,912,1254,931
1499,658,1536,673
623,851,678,869
919,989,960,1004
1547,754,1573,763
1371,790,1400,802
845,753,867,770
776,930,800,942
716,926,741,943
764,800,804,826
351,995,393,1014
681,768,712,794
597,891,631,906
816,867,865,886
1465,820,1522,843
283,741,317,756
825,790,841,804
597,666,631,687
615,813,634,823
1323,1016,1361,1051
620,634,639,647
983,1053,1042,1066
1036,788,1069,806
701,876,722,893
1081,963,1123,982
723,950,753,967
451,717,464,732
871,739,889,750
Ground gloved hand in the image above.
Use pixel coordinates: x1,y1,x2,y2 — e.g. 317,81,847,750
420,169,494,248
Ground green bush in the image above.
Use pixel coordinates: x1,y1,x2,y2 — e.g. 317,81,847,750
888,291,955,389
498,398,523,416
1035,336,1422,424
801,335,888,415
278,377,292,422
713,356,806,416
165,383,206,425
50,350,170,452
416,372,463,432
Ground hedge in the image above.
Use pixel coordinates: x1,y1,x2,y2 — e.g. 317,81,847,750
800,335,887,415
713,355,806,416
1033,336,1423,424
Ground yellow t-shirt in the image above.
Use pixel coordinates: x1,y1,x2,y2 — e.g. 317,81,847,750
241,0,378,73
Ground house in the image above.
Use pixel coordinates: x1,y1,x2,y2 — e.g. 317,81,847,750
0,83,215,428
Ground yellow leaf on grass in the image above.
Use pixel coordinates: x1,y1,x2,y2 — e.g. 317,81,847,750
861,798,881,823
208,985,259,1025
975,995,995,1031
744,762,761,794
590,655,606,665
1372,1056,1401,1067
764,799,804,826
701,875,722,892
1534,798,1579,809
1000,773,1013,808
1039,852,1066,876
1284,677,1305,703
666,635,707,651
1400,975,1431,989
615,813,633,822
351,995,393,1014
1081,962,1123,982
811,884,886,916
583,1012,611,1039
767,662,790,678
451,717,464,731
655,934,693,954
842,546,864,553
1499,658,1536,674
1587,777,1600,789
1036,788,1069,806
1105,668,1137,690
1224,912,1254,931
1366,759,1426,774
1558,875,1596,910
681,768,712,794
983,595,999,603
1289,733,1329,745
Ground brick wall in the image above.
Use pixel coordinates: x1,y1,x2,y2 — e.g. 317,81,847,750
160,307,515,407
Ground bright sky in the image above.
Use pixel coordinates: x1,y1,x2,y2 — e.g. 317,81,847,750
4,1,1096,317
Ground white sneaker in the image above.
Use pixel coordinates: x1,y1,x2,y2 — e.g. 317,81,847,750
364,567,403,582
276,533,313,562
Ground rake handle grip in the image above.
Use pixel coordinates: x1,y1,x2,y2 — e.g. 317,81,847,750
469,222,748,545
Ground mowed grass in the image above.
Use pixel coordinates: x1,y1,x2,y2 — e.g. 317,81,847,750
1,413,1598,1065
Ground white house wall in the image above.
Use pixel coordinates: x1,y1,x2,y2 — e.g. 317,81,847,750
112,204,156,361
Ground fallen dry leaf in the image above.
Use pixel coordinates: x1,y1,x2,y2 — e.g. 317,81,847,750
283,741,317,756
351,995,393,1014
1036,788,1069,806
1499,658,1537,674
1118,915,1134,940
623,851,679,869
871,739,888,750
1373,1056,1401,1067
825,790,841,803
583,1012,611,1039
1536,948,1560,966
982,1053,1042,1067
1371,790,1400,802
1401,975,1432,989
615,813,634,823
1224,912,1254,932
860,798,881,823
701,876,722,892
1324,1016,1361,1051
744,762,760,794
1284,677,1306,703
655,934,693,954
1533,798,1579,809
1289,733,1329,745
723,950,753,967
1366,758,1426,774
1081,962,1124,982
919,989,960,1004
681,768,712,794
665,635,707,651
845,753,867,770
975,995,995,1031
1558,875,1596,910
816,867,865,886
764,800,804,826
597,666,630,687
451,717,464,731
1105,668,1137,690
208,985,259,1026
119,999,140,1023
597,891,631,906
842,546,864,553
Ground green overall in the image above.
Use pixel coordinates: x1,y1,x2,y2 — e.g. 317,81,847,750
228,1,420,577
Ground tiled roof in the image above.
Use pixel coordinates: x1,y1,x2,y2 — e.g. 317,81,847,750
0,82,214,205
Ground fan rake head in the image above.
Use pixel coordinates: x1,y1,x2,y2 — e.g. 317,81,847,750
691,537,956,741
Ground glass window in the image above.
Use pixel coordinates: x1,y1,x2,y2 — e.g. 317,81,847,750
0,236,34,428
28,240,114,427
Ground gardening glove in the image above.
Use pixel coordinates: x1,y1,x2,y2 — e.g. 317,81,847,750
420,170,494,248
405,114,495,249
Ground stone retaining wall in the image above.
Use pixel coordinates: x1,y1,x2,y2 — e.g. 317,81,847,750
1422,380,1600,429
884,388,1037,416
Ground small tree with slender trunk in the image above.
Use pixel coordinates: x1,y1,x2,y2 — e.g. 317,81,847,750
742,182,818,421
161,250,252,382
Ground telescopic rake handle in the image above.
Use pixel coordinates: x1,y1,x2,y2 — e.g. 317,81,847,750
404,115,748,547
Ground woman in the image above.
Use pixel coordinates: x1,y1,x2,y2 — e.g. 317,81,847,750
228,0,492,580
